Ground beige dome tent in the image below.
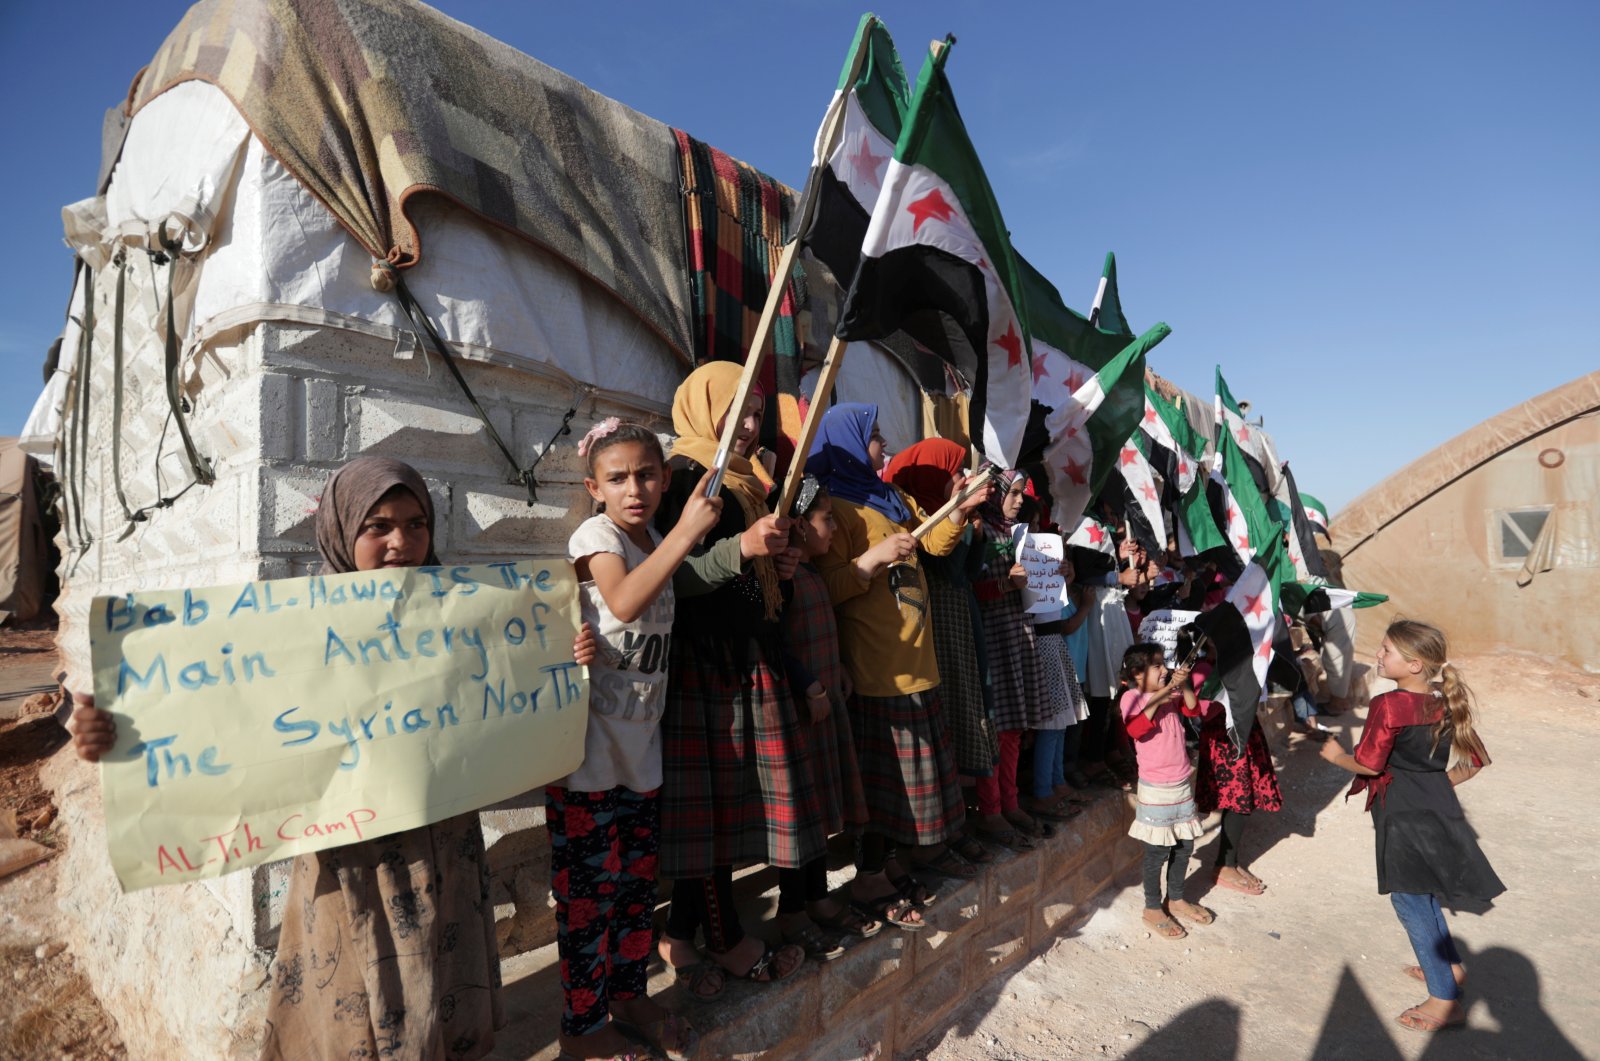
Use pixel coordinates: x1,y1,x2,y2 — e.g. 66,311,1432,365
1333,370,1600,672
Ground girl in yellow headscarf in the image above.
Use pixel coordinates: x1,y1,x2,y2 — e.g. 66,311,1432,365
652,362,826,993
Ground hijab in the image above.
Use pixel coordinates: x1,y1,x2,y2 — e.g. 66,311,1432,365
666,361,781,619
884,438,968,517
804,403,910,523
315,456,439,574
977,467,1027,542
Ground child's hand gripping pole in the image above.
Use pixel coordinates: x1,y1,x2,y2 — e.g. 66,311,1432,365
910,466,997,541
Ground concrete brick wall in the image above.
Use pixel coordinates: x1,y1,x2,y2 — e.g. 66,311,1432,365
51,244,669,1056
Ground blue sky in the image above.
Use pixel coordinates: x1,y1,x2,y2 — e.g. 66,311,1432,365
1,0,1595,512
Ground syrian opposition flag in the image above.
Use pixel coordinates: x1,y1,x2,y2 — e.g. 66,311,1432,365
835,37,1032,467
1280,582,1388,615
1019,255,1168,531
1088,252,1131,335
1142,385,1226,556
1211,422,1295,589
1214,368,1272,495
1195,533,1286,753
1038,323,1169,533
1273,461,1330,581
792,15,910,289
1299,491,1330,536
1119,433,1167,553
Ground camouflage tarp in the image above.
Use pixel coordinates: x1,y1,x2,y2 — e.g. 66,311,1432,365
128,0,694,359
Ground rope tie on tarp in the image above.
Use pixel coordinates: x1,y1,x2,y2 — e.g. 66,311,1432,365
158,229,216,488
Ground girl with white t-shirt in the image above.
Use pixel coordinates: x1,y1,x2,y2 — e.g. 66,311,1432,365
553,418,722,1061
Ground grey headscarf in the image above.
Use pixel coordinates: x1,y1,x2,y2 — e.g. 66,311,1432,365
314,456,439,574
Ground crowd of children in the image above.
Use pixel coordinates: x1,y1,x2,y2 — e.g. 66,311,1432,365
62,363,1498,1058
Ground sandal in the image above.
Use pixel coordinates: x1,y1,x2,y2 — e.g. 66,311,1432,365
975,824,1037,850
887,869,937,907
948,831,996,864
812,902,882,940
781,919,845,962
706,940,805,983
1169,901,1215,926
1212,869,1266,896
611,1012,699,1061
910,846,978,881
850,893,925,932
1396,1006,1465,1033
1145,915,1187,940
670,961,725,1001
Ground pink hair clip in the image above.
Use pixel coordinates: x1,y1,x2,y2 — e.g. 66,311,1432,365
577,417,622,457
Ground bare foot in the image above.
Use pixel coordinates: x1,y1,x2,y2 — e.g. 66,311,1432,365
1215,866,1266,894
657,934,700,971
1404,963,1467,987
1397,997,1465,1032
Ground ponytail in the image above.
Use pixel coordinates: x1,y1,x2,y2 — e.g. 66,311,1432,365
1385,619,1487,771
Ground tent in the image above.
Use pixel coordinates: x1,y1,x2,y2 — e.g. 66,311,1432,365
1334,370,1600,671
0,438,54,624
14,2,930,1054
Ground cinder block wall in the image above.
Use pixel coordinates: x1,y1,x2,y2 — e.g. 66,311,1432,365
51,243,662,1056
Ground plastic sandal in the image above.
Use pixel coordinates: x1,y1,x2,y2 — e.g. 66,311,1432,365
850,893,925,932
670,960,725,1001
705,940,805,983
812,902,883,939
1146,915,1186,940
781,920,846,962
1169,901,1215,926
1396,1006,1465,1033
948,831,996,864
887,868,936,907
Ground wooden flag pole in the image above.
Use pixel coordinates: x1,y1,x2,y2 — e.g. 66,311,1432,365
911,466,995,540
775,334,847,515
704,239,801,497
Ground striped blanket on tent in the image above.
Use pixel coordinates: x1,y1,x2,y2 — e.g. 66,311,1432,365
674,130,810,472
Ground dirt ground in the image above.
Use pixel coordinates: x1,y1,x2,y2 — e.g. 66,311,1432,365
0,621,127,1059
907,651,1598,1061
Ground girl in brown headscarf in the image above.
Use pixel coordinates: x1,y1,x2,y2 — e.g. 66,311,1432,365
258,456,505,1060
652,362,824,991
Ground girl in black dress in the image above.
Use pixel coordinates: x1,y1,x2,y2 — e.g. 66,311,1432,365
1321,619,1503,1035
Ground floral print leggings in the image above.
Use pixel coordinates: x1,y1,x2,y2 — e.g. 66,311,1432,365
546,785,660,1037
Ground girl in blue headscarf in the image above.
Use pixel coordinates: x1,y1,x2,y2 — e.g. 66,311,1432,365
805,404,990,927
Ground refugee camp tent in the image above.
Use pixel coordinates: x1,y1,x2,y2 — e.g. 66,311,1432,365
1334,370,1600,672
14,2,924,1054
0,438,53,624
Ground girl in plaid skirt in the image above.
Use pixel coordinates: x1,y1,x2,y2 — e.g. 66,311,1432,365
807,405,991,930
653,363,822,994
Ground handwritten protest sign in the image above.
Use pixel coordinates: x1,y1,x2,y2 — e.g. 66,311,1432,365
90,560,587,892
1137,609,1200,663
1013,526,1067,615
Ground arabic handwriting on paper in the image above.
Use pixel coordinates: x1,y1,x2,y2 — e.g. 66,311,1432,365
91,560,589,892
1013,527,1068,615
1137,609,1201,663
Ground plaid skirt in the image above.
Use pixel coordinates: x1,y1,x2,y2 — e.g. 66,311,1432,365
977,591,1048,732
660,640,828,877
800,692,871,836
850,689,966,847
927,571,999,776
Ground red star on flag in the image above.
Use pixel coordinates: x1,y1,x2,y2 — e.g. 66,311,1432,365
1243,590,1269,620
1143,406,1158,425
1226,504,1239,527
1257,637,1275,661
1065,426,1079,438
1238,425,1251,443
1061,458,1087,486
1236,533,1251,551
994,322,1023,368
1065,371,1086,393
848,135,888,188
1120,447,1139,467
1086,521,1105,544
1141,482,1158,502
1178,459,1191,478
906,188,956,233
1031,354,1050,386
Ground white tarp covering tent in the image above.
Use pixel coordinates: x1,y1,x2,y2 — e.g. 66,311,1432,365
0,438,52,624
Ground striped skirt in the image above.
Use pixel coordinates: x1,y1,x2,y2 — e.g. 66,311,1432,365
659,640,828,878
1129,773,1207,846
927,571,999,776
850,689,966,847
